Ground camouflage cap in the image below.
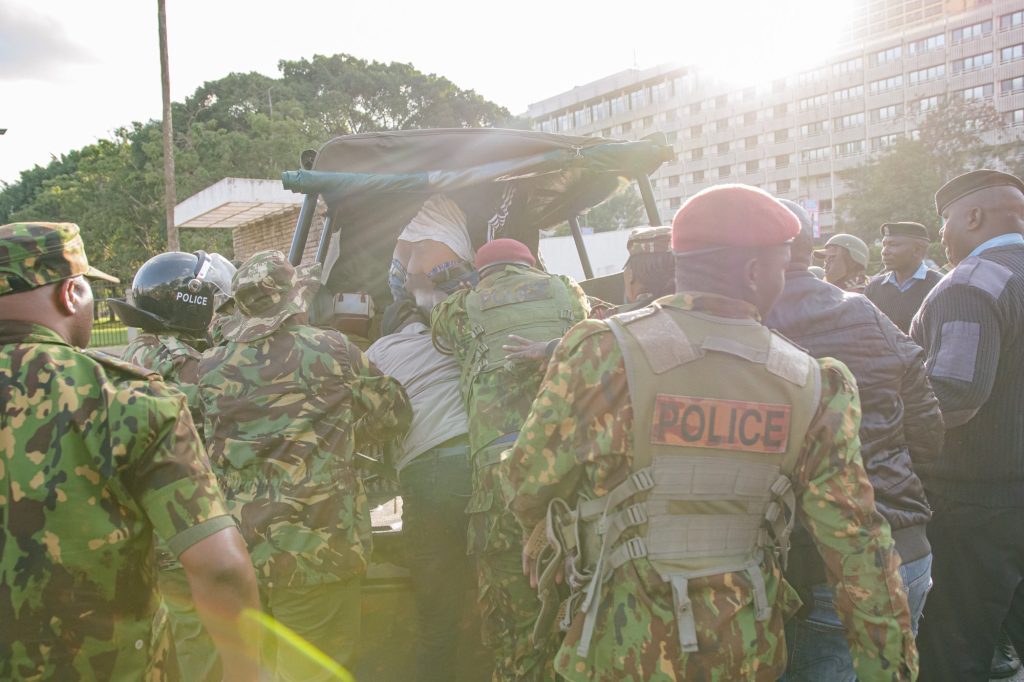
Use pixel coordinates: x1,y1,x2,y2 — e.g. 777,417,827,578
0,222,118,296
219,250,322,342
626,226,672,257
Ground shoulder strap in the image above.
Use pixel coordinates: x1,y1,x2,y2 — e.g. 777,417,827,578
83,348,161,381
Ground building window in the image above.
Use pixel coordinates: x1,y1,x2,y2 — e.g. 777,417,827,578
539,120,554,133
833,85,864,102
745,135,759,150
717,141,730,155
834,112,865,130
1002,11,1024,31
832,56,863,76
835,140,866,158
1006,109,1024,126
909,64,945,85
798,67,826,86
690,124,703,138
668,175,680,187
643,116,654,128
669,197,682,210
692,170,705,183
914,95,942,113
715,94,728,109
799,93,829,111
801,146,830,163
801,120,827,137
690,147,704,161
714,118,729,133
951,20,993,45
774,103,788,117
573,108,591,127
664,109,677,122
601,129,611,138
630,89,647,111
871,133,902,152
718,165,732,179
908,33,944,54
873,45,902,65
777,179,791,193
666,131,678,143
1002,77,1024,95
611,94,629,116
1002,44,1024,63
960,84,994,101
871,103,903,123
775,154,790,169
743,111,757,126
820,198,833,211
952,52,993,73
814,175,830,188
621,121,632,132
869,76,903,95
745,160,759,175
689,102,702,116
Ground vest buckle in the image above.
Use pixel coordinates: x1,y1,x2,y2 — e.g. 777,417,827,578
632,468,655,492
624,537,648,560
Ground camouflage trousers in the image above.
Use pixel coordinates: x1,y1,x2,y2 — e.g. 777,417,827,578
158,568,221,682
467,443,560,682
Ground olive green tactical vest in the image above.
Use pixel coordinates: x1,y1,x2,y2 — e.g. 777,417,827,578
570,300,822,657
461,264,579,403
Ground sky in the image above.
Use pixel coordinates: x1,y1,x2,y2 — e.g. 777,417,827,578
0,0,855,184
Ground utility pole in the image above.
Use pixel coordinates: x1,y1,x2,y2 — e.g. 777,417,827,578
158,0,178,251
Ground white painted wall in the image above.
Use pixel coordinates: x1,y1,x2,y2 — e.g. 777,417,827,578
538,229,631,282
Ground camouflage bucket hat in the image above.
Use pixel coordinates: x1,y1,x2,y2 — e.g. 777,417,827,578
0,222,119,295
220,250,322,342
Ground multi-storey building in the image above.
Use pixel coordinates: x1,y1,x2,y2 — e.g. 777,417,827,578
526,0,1024,231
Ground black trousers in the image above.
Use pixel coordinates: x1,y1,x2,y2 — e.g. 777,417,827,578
917,504,1024,681
399,440,474,682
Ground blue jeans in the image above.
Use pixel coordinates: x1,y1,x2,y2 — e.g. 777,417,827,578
780,552,932,682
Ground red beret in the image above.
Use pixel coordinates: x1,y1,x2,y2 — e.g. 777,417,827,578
475,238,536,270
672,184,800,253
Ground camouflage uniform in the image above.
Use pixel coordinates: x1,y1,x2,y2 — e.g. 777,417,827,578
0,222,234,681
431,263,589,682
198,251,411,679
507,292,918,682
122,332,220,682
836,272,870,294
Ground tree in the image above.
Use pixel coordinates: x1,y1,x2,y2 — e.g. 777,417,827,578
582,182,645,232
838,98,1003,243
0,53,516,281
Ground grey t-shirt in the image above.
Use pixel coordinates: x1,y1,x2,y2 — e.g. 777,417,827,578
366,322,468,470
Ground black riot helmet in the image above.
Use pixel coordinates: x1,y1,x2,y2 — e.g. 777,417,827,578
109,251,236,333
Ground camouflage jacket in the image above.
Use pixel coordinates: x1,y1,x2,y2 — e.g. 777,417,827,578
837,272,870,294
198,322,411,588
506,293,917,682
123,332,205,426
0,322,233,681
431,268,590,454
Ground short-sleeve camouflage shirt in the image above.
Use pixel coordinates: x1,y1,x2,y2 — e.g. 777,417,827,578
0,322,233,681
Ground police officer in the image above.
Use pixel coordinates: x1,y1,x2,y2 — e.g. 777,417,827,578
813,233,870,292
199,250,411,681
620,225,674,312
506,186,917,681
431,238,590,682
865,222,942,333
109,250,236,681
912,170,1024,681
0,222,259,681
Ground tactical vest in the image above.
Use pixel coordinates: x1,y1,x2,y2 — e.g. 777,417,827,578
461,264,579,407
546,301,821,658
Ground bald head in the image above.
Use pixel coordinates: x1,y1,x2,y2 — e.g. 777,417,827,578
940,184,1024,264
0,277,95,347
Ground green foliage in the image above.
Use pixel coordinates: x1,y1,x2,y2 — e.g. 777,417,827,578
1,53,515,282
837,98,1003,247
582,181,645,232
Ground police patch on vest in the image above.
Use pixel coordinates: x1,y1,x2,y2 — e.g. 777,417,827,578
652,394,791,453
478,280,551,310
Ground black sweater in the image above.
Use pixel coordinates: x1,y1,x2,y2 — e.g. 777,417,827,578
865,268,943,333
910,243,1024,508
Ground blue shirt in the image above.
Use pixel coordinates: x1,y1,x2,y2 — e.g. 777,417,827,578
882,262,931,293
968,233,1024,258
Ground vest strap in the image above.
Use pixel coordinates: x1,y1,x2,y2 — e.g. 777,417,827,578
578,467,654,521
670,574,699,652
